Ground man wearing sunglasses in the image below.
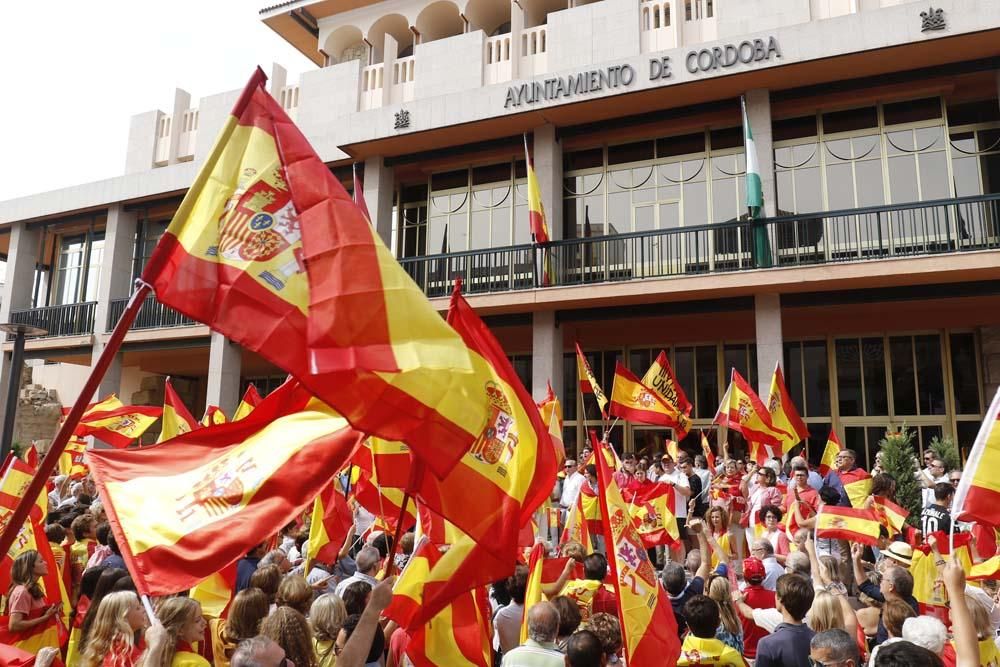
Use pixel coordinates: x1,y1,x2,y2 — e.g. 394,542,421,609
808,628,858,667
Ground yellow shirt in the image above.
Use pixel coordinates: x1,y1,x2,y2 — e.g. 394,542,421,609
678,635,747,666
315,637,337,667
173,650,211,667
70,538,94,571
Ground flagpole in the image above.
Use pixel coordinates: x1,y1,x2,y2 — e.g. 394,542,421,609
0,281,151,558
381,456,424,578
141,594,160,627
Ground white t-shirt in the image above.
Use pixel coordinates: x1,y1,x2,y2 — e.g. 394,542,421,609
561,472,586,508
657,470,690,518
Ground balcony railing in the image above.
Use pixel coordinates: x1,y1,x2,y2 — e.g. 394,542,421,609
10,302,97,338
399,194,1000,297
107,296,198,332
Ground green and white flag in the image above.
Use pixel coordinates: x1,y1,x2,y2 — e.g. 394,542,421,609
742,96,764,219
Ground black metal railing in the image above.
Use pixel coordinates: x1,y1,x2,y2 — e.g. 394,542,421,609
107,296,198,332
10,302,97,338
399,193,1000,295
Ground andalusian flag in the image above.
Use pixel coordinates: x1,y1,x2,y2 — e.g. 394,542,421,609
593,441,681,665
201,405,228,427
86,380,364,596
701,431,716,475
520,542,546,643
158,377,199,443
742,96,771,268
610,363,690,438
840,468,872,509
642,350,692,417
233,384,263,421
714,369,791,447
818,430,842,477
524,134,550,244
575,343,609,418
765,363,808,454
952,387,1000,525
57,437,88,479
404,586,492,667
871,496,909,534
140,69,492,481
76,405,162,449
627,483,679,548
814,506,881,546
305,481,353,571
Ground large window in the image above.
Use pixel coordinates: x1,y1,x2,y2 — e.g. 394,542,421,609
54,231,105,305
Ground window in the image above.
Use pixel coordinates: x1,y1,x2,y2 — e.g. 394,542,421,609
783,340,830,417
950,332,981,415
54,231,105,305
132,218,169,281
507,354,532,392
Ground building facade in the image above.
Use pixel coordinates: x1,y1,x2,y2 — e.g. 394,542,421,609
1,0,999,465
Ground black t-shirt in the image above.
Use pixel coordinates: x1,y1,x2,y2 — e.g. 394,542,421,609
688,473,707,517
669,575,704,638
921,503,952,536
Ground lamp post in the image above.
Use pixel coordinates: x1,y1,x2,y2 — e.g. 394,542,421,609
0,323,48,462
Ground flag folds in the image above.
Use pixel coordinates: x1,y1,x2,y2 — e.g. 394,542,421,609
305,481,353,571
952,387,1000,525
765,363,808,454
610,363,690,438
818,430,842,477
158,378,199,443
58,438,89,479
233,384,263,421
77,405,162,448
86,380,364,596
202,406,228,427
575,344,608,418
714,369,790,447
641,351,692,417
404,586,492,667
520,542,545,644
140,68,489,479
871,496,908,534
814,506,881,546
524,134,550,245
626,483,679,548
840,468,872,509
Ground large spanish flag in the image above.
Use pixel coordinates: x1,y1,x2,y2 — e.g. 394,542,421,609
952,387,1000,525
404,586,492,667
911,532,973,624
765,362,809,454
575,343,609,418
233,384,263,421
626,482,679,548
520,542,546,644
871,495,908,534
351,437,411,490
840,468,872,509
524,134,550,244
814,506,881,546
714,369,791,447
86,379,364,596
190,562,237,619
77,405,162,448
157,377,199,443
593,441,681,665
305,480,353,571
818,430,842,477
140,68,488,480
642,350,693,417
610,363,691,438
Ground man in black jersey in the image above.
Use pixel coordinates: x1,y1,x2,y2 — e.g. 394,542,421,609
920,482,955,536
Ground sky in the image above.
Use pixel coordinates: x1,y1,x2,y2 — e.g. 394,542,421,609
1,1,315,201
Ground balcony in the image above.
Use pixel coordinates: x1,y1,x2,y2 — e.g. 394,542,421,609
107,296,197,332
400,194,1000,298
10,302,97,338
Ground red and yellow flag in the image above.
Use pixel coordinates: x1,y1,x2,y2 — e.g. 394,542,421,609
351,438,411,490
610,363,690,438
642,350,692,417
714,369,791,448
953,387,1000,525
840,468,872,509
575,343,608,418
818,430,842,477
305,481,353,571
86,380,364,597
815,506,881,546
701,431,716,475
911,532,973,624
140,69,493,481
560,490,595,553
765,363,809,454
353,468,417,538
404,586,492,667
593,441,681,665
520,542,546,644
538,383,565,468
201,405,228,427
77,405,162,449
233,384,263,421
627,483,679,548
871,496,909,534
190,562,238,619
158,377,199,443
57,437,88,479
524,134,550,244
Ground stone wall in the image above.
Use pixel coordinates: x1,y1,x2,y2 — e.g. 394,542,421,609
12,365,63,453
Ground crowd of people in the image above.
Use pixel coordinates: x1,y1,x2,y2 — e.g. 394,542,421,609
2,439,997,667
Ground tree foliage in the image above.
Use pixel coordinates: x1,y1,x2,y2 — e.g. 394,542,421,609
929,435,961,473
877,427,923,527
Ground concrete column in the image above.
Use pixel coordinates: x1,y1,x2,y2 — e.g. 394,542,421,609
744,88,776,218
94,205,138,336
382,34,399,107
754,294,783,397
124,111,162,173
206,332,241,417
0,222,41,431
363,156,395,248
269,63,288,97
167,88,192,166
532,310,564,407
533,124,562,241
510,0,524,79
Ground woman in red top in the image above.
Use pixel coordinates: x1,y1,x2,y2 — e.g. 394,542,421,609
79,591,148,667
2,550,61,654
713,459,748,563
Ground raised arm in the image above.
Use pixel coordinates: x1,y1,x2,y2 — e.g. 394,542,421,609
943,558,979,667
688,517,711,580
338,576,395,667
541,558,575,598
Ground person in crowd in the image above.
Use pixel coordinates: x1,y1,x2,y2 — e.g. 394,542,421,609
79,567,131,653
310,593,347,667
230,637,288,667
753,574,815,667
810,629,860,667
145,596,210,667
495,564,529,656
786,551,812,577
334,546,380,598
920,482,955,536
394,532,414,573
901,616,948,660
965,590,1000,666
663,516,711,638
706,575,743,653
333,576,394,667
658,454,692,560
757,505,791,563
693,455,712,495
249,565,282,609
679,455,707,519
564,630,606,667
560,459,586,511
823,449,865,507
259,549,292,575
920,460,949,508
275,575,313,616
867,599,917,666
851,544,918,646
789,456,824,491
550,596,581,653
500,601,564,667
732,557,774,662
872,641,944,667
341,581,372,616
67,565,106,664
791,486,844,559
210,588,269,667
79,590,148,667
677,595,746,666
335,612,385,667
704,506,734,570
749,538,784,591
261,606,316,667
744,466,782,538
611,456,641,495
785,465,820,516
70,513,98,578
236,544,266,593
86,522,113,569
586,613,622,665
555,553,617,622
3,550,61,651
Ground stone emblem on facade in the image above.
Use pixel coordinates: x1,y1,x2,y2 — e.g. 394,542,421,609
920,7,946,32
394,109,410,130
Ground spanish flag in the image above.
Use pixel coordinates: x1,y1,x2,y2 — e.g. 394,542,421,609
404,586,492,667
818,430,842,477
201,405,228,427
190,562,237,619
814,506,881,546
969,555,1000,581
538,382,565,468
351,437,411,490
642,350,693,417
58,437,89,479
871,495,908,534
593,441,681,665
952,387,1000,525
305,481,353,571
86,379,364,596
627,483,679,548
575,343,609,418
610,363,691,438
714,369,791,448
353,467,417,537
158,377,199,443
77,404,162,448
701,431,716,475
911,532,973,624
140,69,491,481
765,362,809,454
520,542,546,643
524,134,550,244
840,468,872,509
560,491,595,553
233,384,263,421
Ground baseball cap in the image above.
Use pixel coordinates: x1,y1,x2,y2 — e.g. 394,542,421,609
742,556,766,583
883,541,913,567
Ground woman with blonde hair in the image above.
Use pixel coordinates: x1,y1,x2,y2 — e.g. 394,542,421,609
79,591,148,667
261,605,316,667
210,588,269,667
706,575,743,653
3,550,61,652
310,594,347,667
810,592,846,633
141,597,209,667
276,575,313,616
